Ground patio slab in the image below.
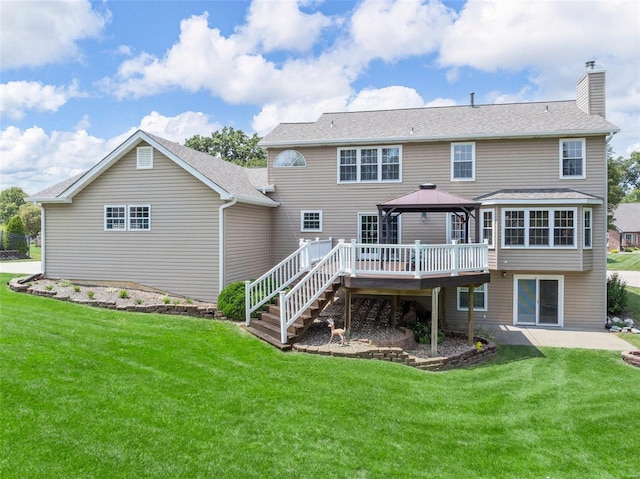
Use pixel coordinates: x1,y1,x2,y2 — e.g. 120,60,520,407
493,325,635,351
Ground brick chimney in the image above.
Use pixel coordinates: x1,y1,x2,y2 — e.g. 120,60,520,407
576,61,606,118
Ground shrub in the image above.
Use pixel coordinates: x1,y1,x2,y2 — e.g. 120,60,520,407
411,320,444,344
610,248,619,254
4,215,28,254
607,272,628,316
118,290,130,299
73,285,81,293
162,296,171,304
45,284,54,291
135,299,143,305
87,291,95,300
217,281,246,321
59,279,71,287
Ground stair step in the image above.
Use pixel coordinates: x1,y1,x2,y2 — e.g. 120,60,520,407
259,312,309,333
243,326,292,351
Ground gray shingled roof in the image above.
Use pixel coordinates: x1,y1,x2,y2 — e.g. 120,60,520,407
260,100,619,147
612,203,640,232
29,131,276,206
475,188,602,202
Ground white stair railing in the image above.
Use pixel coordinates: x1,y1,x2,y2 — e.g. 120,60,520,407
245,240,312,326
278,240,346,344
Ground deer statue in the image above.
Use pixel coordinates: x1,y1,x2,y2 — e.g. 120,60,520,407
327,318,345,345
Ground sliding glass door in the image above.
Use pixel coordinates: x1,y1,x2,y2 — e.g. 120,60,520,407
514,275,563,326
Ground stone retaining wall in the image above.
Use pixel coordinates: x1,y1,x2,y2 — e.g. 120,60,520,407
621,350,640,368
293,333,497,371
8,278,218,319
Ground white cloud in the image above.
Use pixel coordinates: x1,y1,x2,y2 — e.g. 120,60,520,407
0,111,222,195
425,97,456,107
237,0,332,52
0,80,84,120
349,0,455,62
347,86,425,111
0,0,109,69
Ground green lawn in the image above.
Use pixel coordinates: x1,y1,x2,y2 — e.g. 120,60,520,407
1,273,639,479
607,251,640,271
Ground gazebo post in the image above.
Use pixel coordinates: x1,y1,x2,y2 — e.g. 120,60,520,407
431,287,440,356
467,284,475,346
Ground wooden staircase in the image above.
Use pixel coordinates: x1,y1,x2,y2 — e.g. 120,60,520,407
244,279,341,350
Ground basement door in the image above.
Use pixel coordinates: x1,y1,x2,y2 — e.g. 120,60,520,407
513,275,564,327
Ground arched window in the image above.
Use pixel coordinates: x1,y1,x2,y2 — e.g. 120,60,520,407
274,150,306,167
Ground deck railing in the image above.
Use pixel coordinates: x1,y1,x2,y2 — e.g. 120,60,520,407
248,239,488,344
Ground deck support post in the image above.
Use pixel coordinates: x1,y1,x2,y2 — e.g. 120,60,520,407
467,284,475,346
439,288,447,330
344,287,352,337
431,287,440,356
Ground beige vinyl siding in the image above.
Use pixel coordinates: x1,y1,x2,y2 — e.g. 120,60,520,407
43,144,221,302
223,203,271,286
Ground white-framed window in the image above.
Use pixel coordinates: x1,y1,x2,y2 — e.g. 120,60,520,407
137,146,153,169
559,138,585,179
274,150,306,167
104,205,126,230
583,208,592,249
129,205,151,231
337,146,401,183
481,209,495,248
301,210,322,232
502,208,577,248
105,205,151,231
447,213,466,243
451,142,475,181
457,284,488,311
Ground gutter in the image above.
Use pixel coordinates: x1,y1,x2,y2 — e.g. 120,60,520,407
35,202,45,276
218,197,238,296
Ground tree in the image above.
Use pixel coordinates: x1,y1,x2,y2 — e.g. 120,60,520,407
608,149,626,230
19,203,41,237
184,127,266,167
0,186,27,224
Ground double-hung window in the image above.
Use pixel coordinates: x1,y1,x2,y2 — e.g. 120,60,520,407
451,142,475,181
481,209,495,248
338,146,401,183
583,208,592,249
105,205,151,231
502,208,576,248
301,210,322,232
560,139,585,179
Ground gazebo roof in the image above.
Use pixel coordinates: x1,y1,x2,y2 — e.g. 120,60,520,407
377,184,481,214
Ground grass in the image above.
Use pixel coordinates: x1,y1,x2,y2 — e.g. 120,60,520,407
1,274,639,478
607,251,640,271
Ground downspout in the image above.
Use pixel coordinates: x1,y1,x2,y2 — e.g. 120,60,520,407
35,202,45,275
218,197,237,296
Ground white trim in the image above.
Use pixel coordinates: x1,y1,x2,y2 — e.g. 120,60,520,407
457,283,488,311
450,142,475,182
337,145,402,184
559,138,586,179
446,212,466,243
274,150,306,167
501,207,578,249
301,210,323,232
513,275,564,327
219,198,238,294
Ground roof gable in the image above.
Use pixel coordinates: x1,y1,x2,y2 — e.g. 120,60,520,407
613,203,640,232
28,130,277,207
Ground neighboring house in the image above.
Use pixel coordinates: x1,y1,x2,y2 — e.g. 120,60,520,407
608,203,640,251
28,131,277,302
30,66,619,334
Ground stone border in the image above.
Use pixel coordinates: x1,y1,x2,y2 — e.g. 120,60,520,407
293,332,497,371
621,350,640,368
7,277,219,320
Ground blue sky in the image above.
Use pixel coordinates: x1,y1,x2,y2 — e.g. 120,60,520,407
1,0,639,195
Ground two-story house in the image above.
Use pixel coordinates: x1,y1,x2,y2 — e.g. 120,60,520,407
28,67,618,347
